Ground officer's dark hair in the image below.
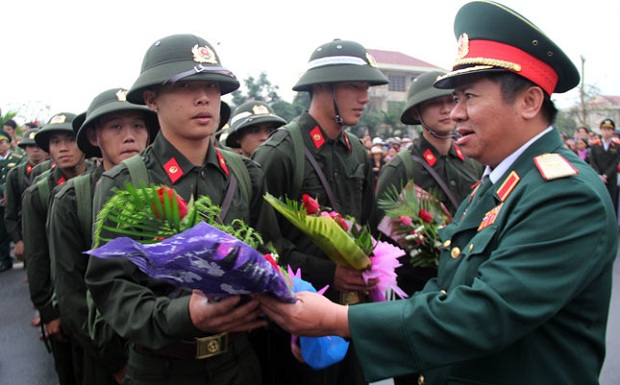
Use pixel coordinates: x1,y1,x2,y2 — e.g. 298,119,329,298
488,72,558,125
3,119,17,129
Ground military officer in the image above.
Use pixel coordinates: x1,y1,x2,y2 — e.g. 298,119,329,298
589,118,619,215
23,112,94,385
225,101,286,157
376,71,483,298
85,34,281,385
49,88,159,385
0,128,24,272
257,2,617,385
4,128,48,263
252,39,385,385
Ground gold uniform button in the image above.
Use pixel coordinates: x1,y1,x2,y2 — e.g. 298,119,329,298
440,289,447,295
443,240,451,248
468,243,474,252
418,374,425,385
451,247,461,259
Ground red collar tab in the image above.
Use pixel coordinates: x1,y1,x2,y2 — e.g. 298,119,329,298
310,126,325,149
454,145,465,161
423,148,437,167
163,158,184,183
216,149,229,175
56,177,66,186
469,180,481,203
343,133,352,152
496,171,520,202
26,164,32,175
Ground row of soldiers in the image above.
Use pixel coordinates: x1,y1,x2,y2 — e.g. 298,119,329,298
2,32,483,385
6,1,617,384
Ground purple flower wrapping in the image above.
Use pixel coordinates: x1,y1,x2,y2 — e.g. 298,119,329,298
86,222,296,303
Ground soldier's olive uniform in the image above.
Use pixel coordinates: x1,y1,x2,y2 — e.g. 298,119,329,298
376,135,483,295
0,149,23,270
85,134,278,385
252,39,387,385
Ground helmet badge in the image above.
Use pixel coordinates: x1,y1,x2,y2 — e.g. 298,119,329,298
191,44,218,65
252,105,269,115
50,114,67,124
366,52,378,68
116,89,128,102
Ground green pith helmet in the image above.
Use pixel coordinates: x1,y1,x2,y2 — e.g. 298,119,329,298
219,101,231,130
126,34,240,104
434,0,579,95
0,130,11,143
293,39,389,92
18,128,40,148
401,71,453,125
35,112,77,153
74,88,160,158
225,101,287,148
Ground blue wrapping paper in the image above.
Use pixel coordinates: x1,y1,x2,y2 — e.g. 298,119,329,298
86,222,296,303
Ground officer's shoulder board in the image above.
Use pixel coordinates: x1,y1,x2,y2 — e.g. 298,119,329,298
533,153,579,180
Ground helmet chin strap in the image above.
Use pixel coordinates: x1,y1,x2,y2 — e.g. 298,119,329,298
332,84,344,126
417,107,458,139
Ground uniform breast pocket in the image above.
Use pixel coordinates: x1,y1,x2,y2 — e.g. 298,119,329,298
452,227,497,287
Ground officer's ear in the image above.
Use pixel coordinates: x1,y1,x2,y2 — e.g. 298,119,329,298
520,86,544,120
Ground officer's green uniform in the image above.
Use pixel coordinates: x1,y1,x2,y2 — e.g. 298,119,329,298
85,134,276,385
0,137,23,271
252,39,387,385
4,129,44,260
346,2,617,384
376,135,483,295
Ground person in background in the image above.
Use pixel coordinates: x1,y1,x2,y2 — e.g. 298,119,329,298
257,2,617,384
589,118,619,214
0,128,24,273
575,137,590,162
225,101,286,157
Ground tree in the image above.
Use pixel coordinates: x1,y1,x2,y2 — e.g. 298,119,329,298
230,72,282,109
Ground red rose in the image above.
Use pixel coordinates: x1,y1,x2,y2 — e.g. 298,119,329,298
329,212,349,231
152,186,188,219
263,253,279,270
302,194,320,215
418,209,433,223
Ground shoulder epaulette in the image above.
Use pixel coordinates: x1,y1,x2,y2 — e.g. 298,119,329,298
533,153,579,180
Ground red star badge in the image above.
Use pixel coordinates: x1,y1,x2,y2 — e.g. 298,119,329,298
310,126,325,149
163,158,183,183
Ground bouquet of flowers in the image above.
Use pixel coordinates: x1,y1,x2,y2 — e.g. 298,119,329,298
264,193,407,302
377,181,451,268
87,184,295,303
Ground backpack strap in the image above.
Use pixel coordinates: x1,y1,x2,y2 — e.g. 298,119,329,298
122,154,150,187
73,173,93,248
398,150,416,180
16,163,26,194
35,169,53,209
286,120,306,200
218,149,251,222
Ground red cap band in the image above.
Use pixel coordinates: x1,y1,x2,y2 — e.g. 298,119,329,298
456,39,559,95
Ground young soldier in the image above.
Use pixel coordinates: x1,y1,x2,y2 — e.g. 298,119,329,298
4,128,48,263
252,39,386,385
589,118,619,215
257,1,617,384
376,71,483,297
225,101,286,157
0,128,24,272
85,34,281,385
49,88,158,385
23,112,94,385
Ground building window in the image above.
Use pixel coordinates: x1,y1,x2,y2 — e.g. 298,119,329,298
388,75,406,92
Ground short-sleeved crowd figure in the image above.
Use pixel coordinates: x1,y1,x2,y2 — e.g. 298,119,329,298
0,1,617,385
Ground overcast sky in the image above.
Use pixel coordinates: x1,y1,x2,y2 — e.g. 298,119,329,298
1,0,618,123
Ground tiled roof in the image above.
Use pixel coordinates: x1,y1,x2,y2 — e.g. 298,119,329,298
368,49,438,68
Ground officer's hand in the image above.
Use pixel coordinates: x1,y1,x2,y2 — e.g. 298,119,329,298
333,265,378,292
257,292,351,338
189,291,267,333
13,241,24,261
44,318,67,342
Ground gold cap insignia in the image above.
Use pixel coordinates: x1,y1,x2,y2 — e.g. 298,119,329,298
366,52,378,68
252,105,269,115
191,44,218,64
50,115,67,124
116,89,128,102
456,33,470,60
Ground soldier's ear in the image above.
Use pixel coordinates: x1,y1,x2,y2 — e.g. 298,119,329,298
143,89,158,112
86,127,99,147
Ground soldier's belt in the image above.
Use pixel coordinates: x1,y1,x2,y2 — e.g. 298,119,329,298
136,332,239,360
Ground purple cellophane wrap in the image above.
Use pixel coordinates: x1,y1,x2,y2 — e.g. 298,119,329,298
86,222,296,303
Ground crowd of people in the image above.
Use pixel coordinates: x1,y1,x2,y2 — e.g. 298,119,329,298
0,1,617,385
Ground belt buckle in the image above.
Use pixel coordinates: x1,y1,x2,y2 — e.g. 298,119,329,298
195,332,228,359
340,291,362,305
